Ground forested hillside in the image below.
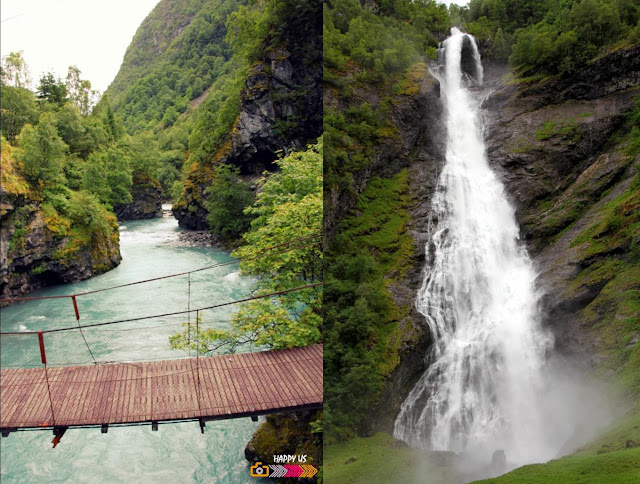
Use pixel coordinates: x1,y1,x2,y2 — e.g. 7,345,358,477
323,0,639,482
461,0,639,73
104,0,322,235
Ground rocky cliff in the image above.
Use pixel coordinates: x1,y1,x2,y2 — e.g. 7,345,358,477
482,44,639,387
1,143,121,301
173,16,322,229
114,174,163,220
323,60,448,436
1,192,121,301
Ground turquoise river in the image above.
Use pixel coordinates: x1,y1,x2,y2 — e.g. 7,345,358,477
0,214,265,483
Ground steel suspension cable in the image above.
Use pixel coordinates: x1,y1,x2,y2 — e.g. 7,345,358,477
0,283,322,335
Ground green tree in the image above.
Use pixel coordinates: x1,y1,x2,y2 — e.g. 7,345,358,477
0,85,38,144
66,190,115,237
56,103,86,154
171,140,323,353
1,51,31,88
94,94,124,141
18,112,68,187
65,66,96,116
83,146,132,208
204,163,254,240
37,72,68,106
121,131,162,179
489,27,508,60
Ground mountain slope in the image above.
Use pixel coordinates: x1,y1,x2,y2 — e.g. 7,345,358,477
106,0,240,133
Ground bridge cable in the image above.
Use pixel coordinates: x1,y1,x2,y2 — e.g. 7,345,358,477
0,283,323,335
38,332,57,427
73,296,97,365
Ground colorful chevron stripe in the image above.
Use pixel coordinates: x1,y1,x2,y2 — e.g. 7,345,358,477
259,464,318,478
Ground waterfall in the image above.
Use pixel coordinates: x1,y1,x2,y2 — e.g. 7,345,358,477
393,28,557,469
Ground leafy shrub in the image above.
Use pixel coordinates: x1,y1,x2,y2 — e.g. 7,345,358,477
204,164,254,240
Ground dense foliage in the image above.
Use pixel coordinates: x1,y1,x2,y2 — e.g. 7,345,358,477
170,140,323,352
106,0,242,134
323,1,452,442
204,163,254,240
462,0,640,74
0,56,158,242
324,0,449,83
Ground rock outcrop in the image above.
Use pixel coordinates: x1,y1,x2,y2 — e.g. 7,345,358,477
173,23,322,229
1,192,121,302
114,175,163,221
482,44,639,368
244,411,322,483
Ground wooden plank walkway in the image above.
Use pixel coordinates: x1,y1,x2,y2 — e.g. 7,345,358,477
0,345,322,431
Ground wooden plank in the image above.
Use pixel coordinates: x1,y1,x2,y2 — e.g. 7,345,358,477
57,367,82,426
208,356,236,415
244,352,274,410
90,365,109,425
198,357,223,415
107,363,122,423
8,375,40,426
255,354,286,406
0,371,34,425
221,356,248,414
269,351,298,405
102,363,118,423
78,365,99,425
285,352,317,405
125,363,137,422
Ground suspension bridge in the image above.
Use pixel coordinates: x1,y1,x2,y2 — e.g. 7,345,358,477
0,236,323,446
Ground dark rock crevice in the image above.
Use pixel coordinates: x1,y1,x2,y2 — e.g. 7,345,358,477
114,175,163,221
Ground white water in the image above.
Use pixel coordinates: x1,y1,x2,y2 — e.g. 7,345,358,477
394,28,561,473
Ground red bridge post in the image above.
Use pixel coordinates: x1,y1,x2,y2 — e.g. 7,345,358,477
71,296,80,321
38,330,47,365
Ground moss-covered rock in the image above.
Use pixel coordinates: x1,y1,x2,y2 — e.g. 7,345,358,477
114,173,163,220
1,139,121,301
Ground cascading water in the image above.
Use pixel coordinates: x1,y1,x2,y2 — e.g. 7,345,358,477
394,28,558,472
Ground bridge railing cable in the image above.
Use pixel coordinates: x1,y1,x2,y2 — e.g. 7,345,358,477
0,283,322,369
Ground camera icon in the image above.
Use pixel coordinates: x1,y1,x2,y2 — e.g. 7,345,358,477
250,462,270,478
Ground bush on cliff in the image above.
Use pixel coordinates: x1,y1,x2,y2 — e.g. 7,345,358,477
170,140,323,353
205,163,254,240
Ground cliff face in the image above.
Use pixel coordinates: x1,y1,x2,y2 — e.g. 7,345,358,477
173,41,322,229
483,44,639,379
114,175,163,221
323,61,448,435
353,44,639,435
1,191,121,301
